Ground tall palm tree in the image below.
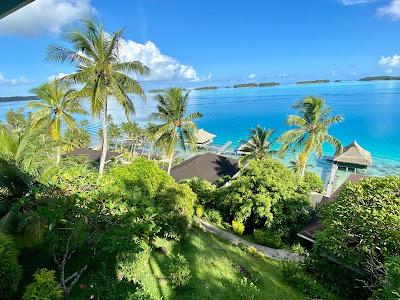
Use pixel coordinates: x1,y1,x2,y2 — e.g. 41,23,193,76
238,126,276,167
279,96,343,178
29,81,87,164
47,19,150,175
151,88,202,174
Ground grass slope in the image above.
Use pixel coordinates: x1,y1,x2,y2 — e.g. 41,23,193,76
143,228,304,300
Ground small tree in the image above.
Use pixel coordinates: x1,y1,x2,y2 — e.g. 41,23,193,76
23,269,63,300
0,233,22,298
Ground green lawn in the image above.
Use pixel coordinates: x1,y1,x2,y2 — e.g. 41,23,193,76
140,228,304,300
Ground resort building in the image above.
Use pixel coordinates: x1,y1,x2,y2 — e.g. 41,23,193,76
65,148,123,164
170,152,239,183
333,140,372,172
194,129,216,147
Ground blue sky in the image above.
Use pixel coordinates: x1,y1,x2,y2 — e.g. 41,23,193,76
1,0,400,95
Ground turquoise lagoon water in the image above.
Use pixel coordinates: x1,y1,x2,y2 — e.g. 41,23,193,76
1,80,400,184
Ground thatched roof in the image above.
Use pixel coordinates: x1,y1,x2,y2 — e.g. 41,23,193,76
334,140,372,166
170,153,238,183
66,148,122,162
195,129,216,144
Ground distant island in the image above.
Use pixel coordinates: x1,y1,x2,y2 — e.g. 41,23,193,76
258,82,280,87
148,89,166,93
193,86,218,91
0,96,37,102
234,83,258,88
359,76,400,81
296,79,330,85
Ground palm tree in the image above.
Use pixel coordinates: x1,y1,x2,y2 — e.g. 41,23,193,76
121,121,143,155
279,96,343,178
47,19,150,175
29,81,87,164
151,88,202,174
238,126,276,167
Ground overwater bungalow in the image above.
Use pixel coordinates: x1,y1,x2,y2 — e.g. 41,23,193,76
194,129,216,147
333,140,372,172
65,148,123,164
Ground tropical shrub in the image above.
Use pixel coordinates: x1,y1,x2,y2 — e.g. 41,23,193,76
22,268,63,300
220,157,311,242
232,219,245,235
282,261,337,300
184,178,217,207
315,176,400,265
303,171,324,192
253,229,282,248
195,204,205,218
373,256,400,300
0,233,22,298
291,243,308,256
168,254,191,289
234,276,260,300
204,209,223,225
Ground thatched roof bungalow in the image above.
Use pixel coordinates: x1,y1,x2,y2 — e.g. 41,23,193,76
333,140,372,170
194,129,216,146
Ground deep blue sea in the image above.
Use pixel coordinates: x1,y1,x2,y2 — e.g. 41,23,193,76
1,80,400,184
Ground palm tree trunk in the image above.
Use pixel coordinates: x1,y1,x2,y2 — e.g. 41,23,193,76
167,151,174,174
56,146,61,165
99,102,108,175
148,143,153,159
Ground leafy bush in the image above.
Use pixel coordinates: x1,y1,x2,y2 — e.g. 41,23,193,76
168,254,191,289
221,157,311,242
282,261,337,300
253,229,282,248
315,176,400,265
373,256,400,300
0,233,22,298
290,243,308,256
183,178,216,207
232,219,245,235
195,205,204,218
303,171,324,192
247,246,258,256
234,277,260,300
204,209,222,225
22,269,63,300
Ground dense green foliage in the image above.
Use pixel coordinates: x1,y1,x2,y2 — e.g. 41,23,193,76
253,229,282,248
315,177,400,265
22,269,63,300
168,254,191,289
232,219,245,235
373,256,400,300
303,171,324,192
282,261,337,300
0,233,22,298
220,157,311,243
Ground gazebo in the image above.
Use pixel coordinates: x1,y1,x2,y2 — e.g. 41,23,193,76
333,140,372,172
194,129,216,147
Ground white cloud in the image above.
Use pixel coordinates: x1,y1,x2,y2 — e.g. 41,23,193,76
379,54,400,73
47,72,70,81
331,70,336,76
0,73,32,86
377,0,400,20
118,39,200,81
342,0,376,5
0,0,94,36
278,73,287,77
248,73,256,80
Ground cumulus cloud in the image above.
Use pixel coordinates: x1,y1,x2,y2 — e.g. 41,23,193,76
377,0,400,20
118,39,199,81
0,0,94,36
341,0,376,5
0,73,32,86
278,73,287,77
47,72,70,81
248,73,256,80
331,70,336,76
378,54,400,73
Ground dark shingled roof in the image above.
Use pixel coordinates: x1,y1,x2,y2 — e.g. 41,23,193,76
298,173,367,242
65,148,122,162
170,153,239,183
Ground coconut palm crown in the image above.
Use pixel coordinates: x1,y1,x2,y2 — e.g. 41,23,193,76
46,19,150,174
279,96,343,178
151,88,202,174
238,126,276,167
